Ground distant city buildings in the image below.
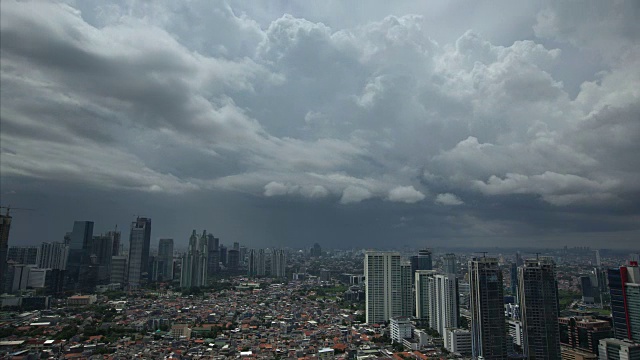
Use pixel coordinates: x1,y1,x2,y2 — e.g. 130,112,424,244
38,242,68,270
0,212,12,293
157,238,174,282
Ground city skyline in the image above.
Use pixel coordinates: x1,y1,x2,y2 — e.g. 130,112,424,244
1,1,639,250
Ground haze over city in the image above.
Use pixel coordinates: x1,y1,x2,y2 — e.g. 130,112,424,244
1,1,639,249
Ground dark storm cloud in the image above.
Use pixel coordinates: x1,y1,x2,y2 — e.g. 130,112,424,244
1,0,639,249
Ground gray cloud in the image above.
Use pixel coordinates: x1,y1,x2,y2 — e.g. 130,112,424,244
1,0,639,249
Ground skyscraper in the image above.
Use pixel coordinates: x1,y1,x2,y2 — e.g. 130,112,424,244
256,249,266,276
411,249,433,282
365,251,401,324
444,253,457,275
435,274,460,341
7,246,38,265
608,262,640,343
207,234,219,276
158,238,174,282
180,230,208,288
38,242,68,270
518,258,561,360
65,221,94,290
469,256,507,360
400,261,413,317
106,229,121,256
227,249,240,271
248,249,257,277
0,212,11,293
127,217,151,288
91,235,113,284
415,270,437,324
271,249,286,278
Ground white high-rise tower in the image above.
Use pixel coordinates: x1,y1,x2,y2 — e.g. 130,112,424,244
365,251,401,324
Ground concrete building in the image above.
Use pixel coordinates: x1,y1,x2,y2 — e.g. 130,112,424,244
390,316,413,343
415,270,437,324
271,249,286,278
410,249,432,282
443,253,457,275
469,256,507,360
598,338,640,360
559,316,613,356
0,212,12,294
446,328,472,355
400,261,413,317
507,320,524,349
365,251,401,324
110,256,127,286
518,257,561,360
207,234,220,276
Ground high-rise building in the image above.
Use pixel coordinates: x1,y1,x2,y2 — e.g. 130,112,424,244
411,248,433,282
158,239,174,282
598,338,640,360
127,217,151,288
415,270,437,324
233,242,240,251
7,246,38,265
207,234,219,276
444,253,457,275
400,261,413,317
311,243,322,257
469,256,507,360
65,221,94,290
608,262,640,343
0,212,12,293
248,249,257,277
227,249,240,271
271,249,286,278
91,235,113,284
510,262,519,303
110,256,127,286
365,251,401,324
180,230,208,288
435,274,460,344
256,249,266,276
219,244,227,266
38,242,68,270
106,230,121,256
518,257,561,360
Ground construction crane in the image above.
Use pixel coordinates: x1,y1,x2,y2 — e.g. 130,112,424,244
0,206,36,216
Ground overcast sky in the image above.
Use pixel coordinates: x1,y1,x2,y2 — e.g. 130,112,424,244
1,1,639,251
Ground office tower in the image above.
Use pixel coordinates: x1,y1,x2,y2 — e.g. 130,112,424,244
559,316,613,356
7,246,38,265
239,246,247,264
106,230,121,256
444,253,457,275
364,251,401,324
271,249,286,278
248,249,257,277
91,235,113,284
510,262,519,303
415,270,437,324
400,261,413,317
0,212,11,293
595,250,602,267
256,249,266,276
227,249,240,271
518,258,561,360
65,221,94,290
516,252,524,266
233,242,240,251
5,263,32,293
608,262,640,342
207,234,219,276
311,243,322,257
110,256,127,286
469,256,507,360
598,338,640,360
219,245,227,265
411,248,433,282
158,239,174,282
180,230,208,288
127,217,151,288
38,242,68,270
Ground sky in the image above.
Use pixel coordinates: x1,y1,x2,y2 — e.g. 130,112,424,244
1,0,639,251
